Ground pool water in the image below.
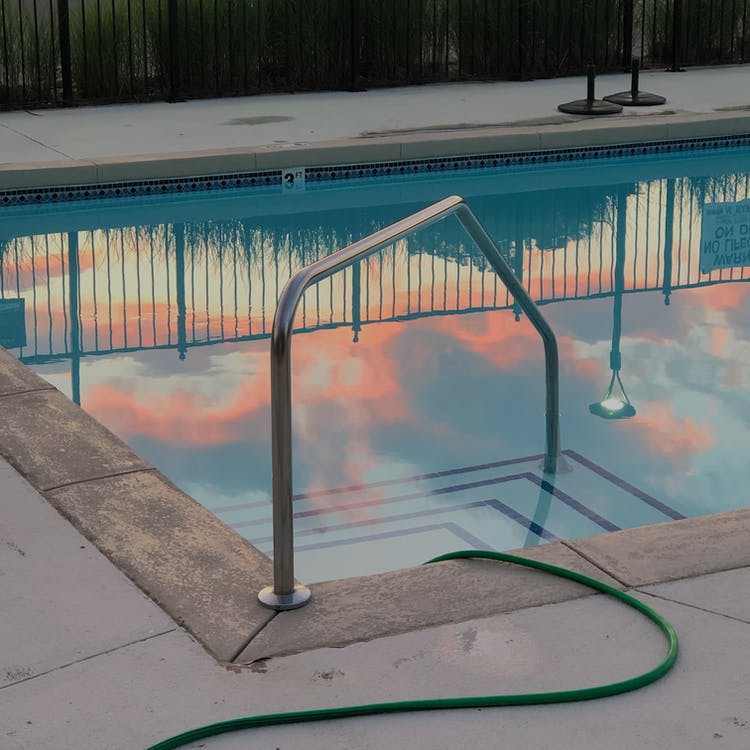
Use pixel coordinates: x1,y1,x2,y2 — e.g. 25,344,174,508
2,146,750,583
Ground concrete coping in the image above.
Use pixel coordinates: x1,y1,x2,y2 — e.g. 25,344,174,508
1,347,750,663
2,110,750,191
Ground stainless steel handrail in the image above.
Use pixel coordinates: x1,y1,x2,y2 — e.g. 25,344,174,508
257,195,560,610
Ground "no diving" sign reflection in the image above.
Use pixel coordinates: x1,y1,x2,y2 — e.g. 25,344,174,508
700,199,750,274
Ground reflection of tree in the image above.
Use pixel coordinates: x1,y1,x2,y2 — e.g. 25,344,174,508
477,187,618,254
5,170,750,288
0,238,11,264
165,186,621,275
685,172,750,206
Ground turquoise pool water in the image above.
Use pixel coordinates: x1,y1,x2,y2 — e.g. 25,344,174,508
2,146,750,583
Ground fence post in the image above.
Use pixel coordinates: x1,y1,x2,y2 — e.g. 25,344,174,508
622,0,633,69
57,0,73,103
669,0,684,71
517,0,529,79
168,0,180,101
349,0,362,90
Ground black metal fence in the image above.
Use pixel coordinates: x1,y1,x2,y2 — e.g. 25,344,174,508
2,0,749,109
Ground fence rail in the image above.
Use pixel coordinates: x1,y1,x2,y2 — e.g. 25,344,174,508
2,0,748,109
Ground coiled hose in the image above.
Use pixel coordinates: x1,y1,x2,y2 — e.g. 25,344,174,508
145,549,679,750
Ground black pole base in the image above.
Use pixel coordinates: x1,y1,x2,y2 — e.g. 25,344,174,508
558,99,623,115
559,65,622,115
603,90,666,106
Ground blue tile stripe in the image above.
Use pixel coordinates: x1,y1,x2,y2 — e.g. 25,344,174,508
244,497,560,544
3,132,749,207
291,453,545,501
525,474,620,532
283,522,493,554
0,170,281,207
562,449,686,520
234,470,617,532
212,454,546,516
295,470,619,532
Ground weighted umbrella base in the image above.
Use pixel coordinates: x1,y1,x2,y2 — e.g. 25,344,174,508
558,99,623,115
603,90,666,106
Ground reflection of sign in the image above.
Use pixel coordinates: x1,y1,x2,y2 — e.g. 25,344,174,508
700,199,750,274
0,298,26,348
282,167,305,193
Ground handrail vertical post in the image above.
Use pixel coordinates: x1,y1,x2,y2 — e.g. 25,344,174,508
271,340,294,592
258,281,313,610
455,204,559,474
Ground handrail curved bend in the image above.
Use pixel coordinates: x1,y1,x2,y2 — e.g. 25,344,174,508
258,195,559,610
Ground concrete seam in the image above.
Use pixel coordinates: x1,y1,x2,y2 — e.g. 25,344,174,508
0,120,75,160
560,540,631,588
635,589,750,626
42,466,158,493
0,627,179,691
0,385,58,399
229,611,279,663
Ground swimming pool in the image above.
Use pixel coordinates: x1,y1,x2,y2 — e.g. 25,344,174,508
2,143,750,583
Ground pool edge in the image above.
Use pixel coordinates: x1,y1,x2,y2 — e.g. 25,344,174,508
2,110,750,193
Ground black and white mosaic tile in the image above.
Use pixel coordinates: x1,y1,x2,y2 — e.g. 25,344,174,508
2,133,749,208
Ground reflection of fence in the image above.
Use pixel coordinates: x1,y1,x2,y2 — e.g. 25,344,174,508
2,174,750,370
2,0,749,108
0,297,25,347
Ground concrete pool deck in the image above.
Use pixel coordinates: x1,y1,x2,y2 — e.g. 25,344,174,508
2,64,750,190
2,65,750,748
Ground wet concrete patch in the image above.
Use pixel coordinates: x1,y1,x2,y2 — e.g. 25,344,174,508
359,116,587,137
221,116,295,126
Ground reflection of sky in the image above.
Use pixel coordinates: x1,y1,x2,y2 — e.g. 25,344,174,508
7,150,750,580
32,280,749,515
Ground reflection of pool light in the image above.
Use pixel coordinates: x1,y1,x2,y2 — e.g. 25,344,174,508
589,398,636,420
589,373,636,420
601,397,626,411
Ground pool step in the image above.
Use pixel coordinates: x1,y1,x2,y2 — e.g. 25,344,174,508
213,449,681,582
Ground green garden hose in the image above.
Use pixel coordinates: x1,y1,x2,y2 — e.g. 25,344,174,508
145,549,679,750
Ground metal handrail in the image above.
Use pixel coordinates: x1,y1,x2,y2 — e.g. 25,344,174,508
257,195,560,610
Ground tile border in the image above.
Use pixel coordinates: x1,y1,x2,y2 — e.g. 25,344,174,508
2,131,750,208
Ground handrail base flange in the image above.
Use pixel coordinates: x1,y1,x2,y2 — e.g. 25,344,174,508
258,584,312,611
